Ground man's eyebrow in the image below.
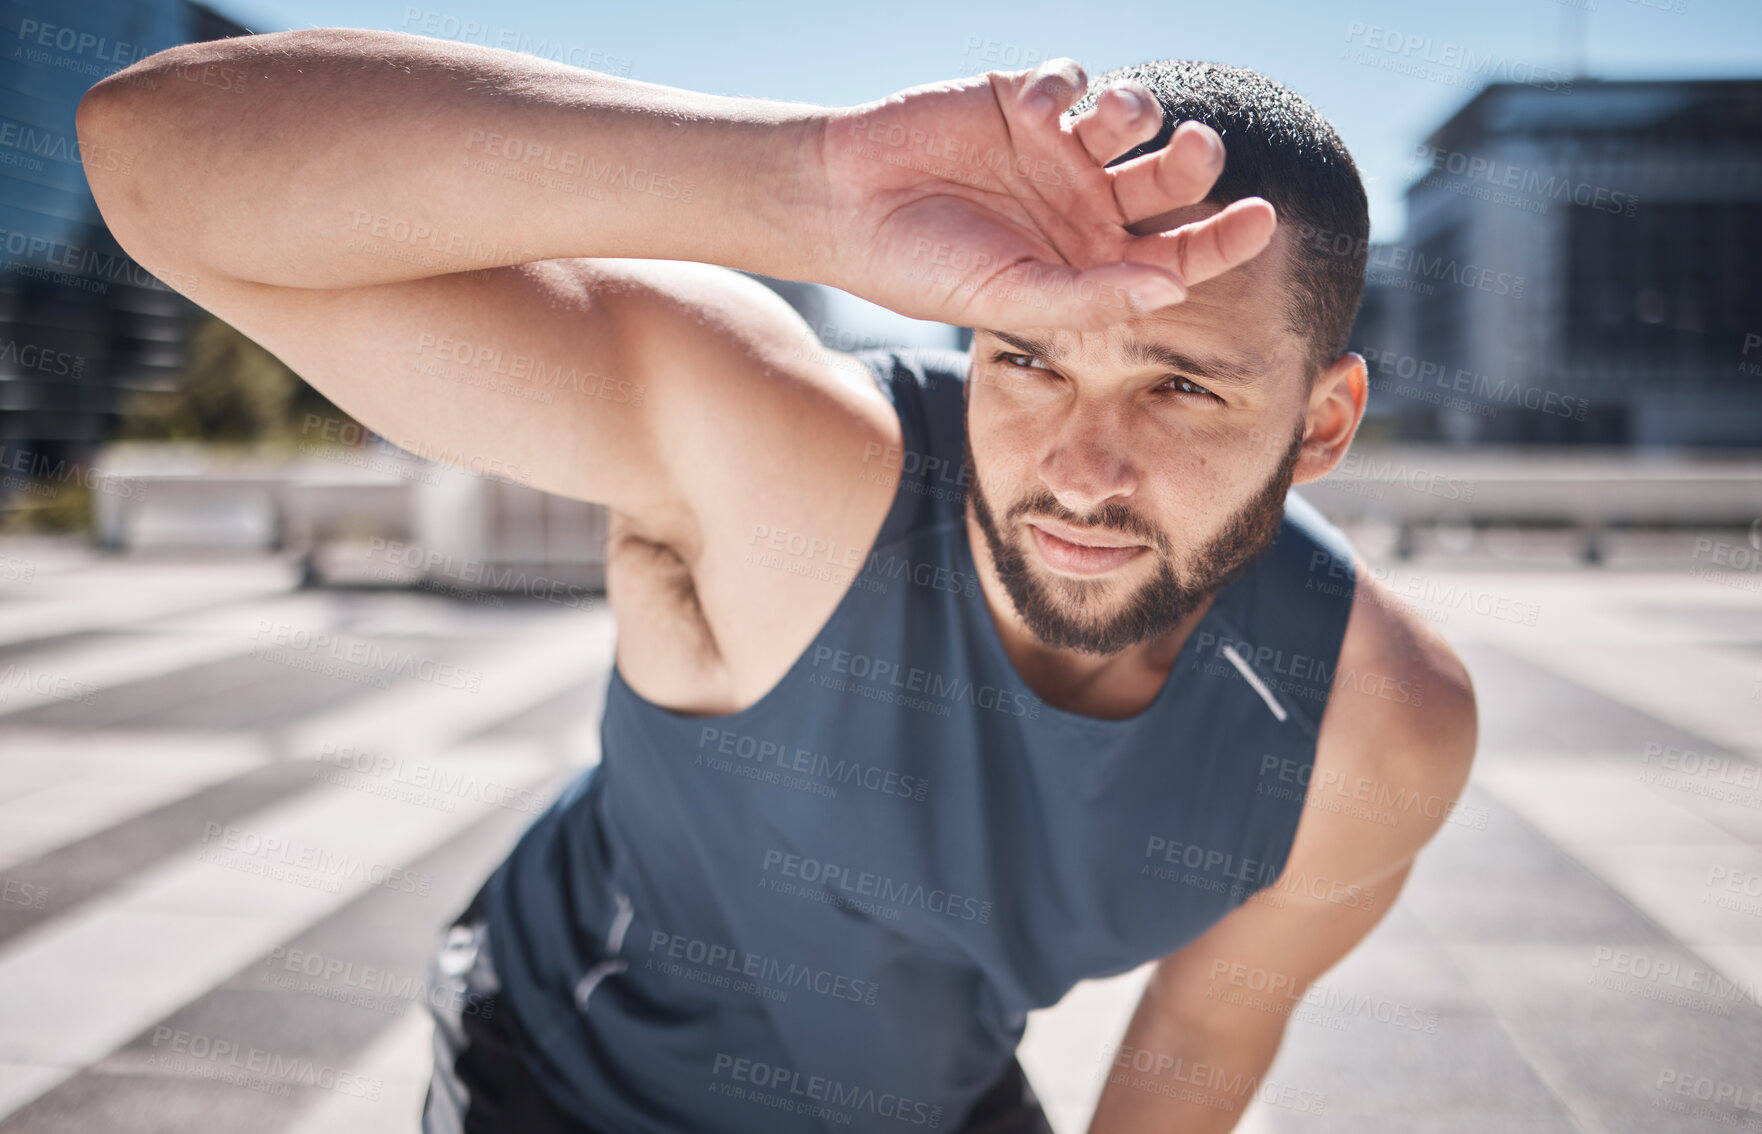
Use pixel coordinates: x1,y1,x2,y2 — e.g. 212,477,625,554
981,330,1261,390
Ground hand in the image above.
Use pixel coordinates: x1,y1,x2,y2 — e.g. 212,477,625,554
810,58,1277,332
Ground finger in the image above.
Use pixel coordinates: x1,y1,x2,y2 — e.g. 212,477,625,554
1068,83,1163,167
962,259,1192,333
1012,57,1089,129
1105,120,1227,226
1119,198,1279,290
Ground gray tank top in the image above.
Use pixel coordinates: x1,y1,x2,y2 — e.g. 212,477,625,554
482,346,1359,1133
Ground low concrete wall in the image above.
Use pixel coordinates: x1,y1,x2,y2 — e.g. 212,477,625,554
90,442,607,591
85,443,1762,575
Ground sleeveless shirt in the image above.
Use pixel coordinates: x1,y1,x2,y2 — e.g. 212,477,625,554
481,346,1359,1133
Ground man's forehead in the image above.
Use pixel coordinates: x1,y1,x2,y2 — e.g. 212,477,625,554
977,240,1297,375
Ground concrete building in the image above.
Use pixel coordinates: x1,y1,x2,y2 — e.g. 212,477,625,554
1348,78,1762,447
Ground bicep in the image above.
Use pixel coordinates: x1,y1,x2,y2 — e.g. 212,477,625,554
176,257,681,521
195,253,898,644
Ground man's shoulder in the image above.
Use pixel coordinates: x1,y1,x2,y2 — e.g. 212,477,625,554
1312,560,1480,858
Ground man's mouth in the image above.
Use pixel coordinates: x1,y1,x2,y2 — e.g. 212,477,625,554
1026,519,1147,576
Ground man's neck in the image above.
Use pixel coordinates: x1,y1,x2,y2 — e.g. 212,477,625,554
963,506,1217,718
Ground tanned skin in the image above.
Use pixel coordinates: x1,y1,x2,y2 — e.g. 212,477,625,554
78,33,1477,1131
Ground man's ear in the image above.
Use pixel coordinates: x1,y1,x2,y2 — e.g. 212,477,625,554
1291,351,1367,486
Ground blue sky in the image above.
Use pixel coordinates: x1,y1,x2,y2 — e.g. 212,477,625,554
206,0,1761,343
214,0,1761,238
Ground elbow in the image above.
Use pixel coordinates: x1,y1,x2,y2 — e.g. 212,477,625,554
78,41,186,121
76,37,214,153
76,49,210,280
75,79,146,248
74,74,117,154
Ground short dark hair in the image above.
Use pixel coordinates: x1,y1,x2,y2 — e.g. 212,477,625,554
1065,60,1369,379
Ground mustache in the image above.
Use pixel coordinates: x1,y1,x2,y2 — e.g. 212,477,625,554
1006,492,1168,553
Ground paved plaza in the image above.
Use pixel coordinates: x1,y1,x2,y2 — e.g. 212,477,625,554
0,524,1758,1133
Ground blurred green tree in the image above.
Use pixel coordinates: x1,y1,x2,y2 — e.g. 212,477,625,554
2,317,360,533
116,314,353,443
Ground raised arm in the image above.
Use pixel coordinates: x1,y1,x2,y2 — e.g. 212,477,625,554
74,30,1277,544
74,28,825,290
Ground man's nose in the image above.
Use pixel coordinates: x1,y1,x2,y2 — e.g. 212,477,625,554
1037,405,1138,514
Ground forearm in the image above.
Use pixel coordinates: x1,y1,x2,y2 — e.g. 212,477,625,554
76,28,827,289
1087,989,1285,1134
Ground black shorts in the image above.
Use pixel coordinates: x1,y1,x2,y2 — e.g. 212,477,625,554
422,880,1055,1134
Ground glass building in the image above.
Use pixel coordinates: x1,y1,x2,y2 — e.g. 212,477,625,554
0,0,257,475
1350,79,1762,447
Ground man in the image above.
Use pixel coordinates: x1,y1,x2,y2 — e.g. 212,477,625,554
78,31,1476,1134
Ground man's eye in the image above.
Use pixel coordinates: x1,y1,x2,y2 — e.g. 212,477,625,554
1161,375,1222,402
991,350,1049,371
988,350,1221,403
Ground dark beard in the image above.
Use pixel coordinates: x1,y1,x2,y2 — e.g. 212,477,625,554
965,421,1305,656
